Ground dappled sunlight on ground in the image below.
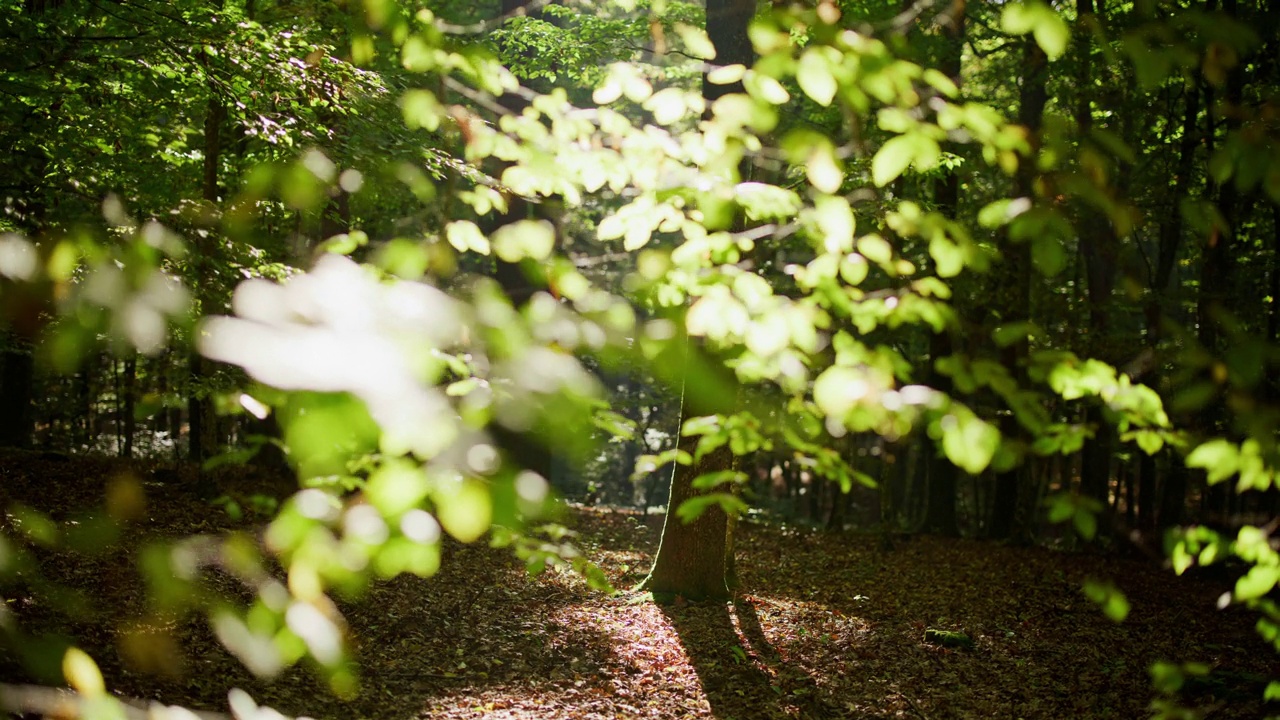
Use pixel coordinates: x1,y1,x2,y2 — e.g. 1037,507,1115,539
1,458,1273,719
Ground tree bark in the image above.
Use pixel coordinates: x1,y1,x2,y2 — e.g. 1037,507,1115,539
0,336,35,449
120,353,137,458
1143,81,1199,531
188,89,225,469
642,410,734,601
642,0,754,600
990,38,1046,543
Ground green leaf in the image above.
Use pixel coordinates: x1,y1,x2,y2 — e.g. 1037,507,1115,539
1073,507,1097,540
1001,1,1070,61
1032,13,1070,61
797,47,838,106
401,89,442,131
691,470,746,490
807,143,844,194
923,629,974,649
1233,565,1279,602
939,409,1000,475
446,221,490,255
929,235,964,278
872,135,915,187
707,64,746,85
676,493,749,524
1031,236,1066,276
744,71,790,105
1045,493,1075,523
1132,430,1164,455
1265,681,1280,702
435,479,491,543
644,87,691,126
1186,439,1239,485
675,23,716,59
857,234,893,266
1083,579,1130,622
1151,661,1184,694
492,220,556,262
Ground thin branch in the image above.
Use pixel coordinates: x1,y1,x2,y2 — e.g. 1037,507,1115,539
893,691,931,720
885,0,945,34
0,683,229,720
433,0,555,35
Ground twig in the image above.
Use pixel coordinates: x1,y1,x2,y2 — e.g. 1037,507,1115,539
893,691,931,720
433,0,555,35
0,683,229,720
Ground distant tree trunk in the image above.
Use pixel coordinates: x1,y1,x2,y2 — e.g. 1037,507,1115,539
0,336,35,449
120,353,137,458
188,90,225,469
990,38,1047,543
1141,81,1198,532
1074,0,1121,538
1195,0,1243,525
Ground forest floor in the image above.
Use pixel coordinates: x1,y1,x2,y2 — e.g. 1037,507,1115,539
0,451,1275,720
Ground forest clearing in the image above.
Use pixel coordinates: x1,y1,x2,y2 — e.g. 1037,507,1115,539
4,0,1280,717
0,453,1272,720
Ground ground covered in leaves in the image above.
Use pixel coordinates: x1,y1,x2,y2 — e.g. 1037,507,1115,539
1,451,1274,719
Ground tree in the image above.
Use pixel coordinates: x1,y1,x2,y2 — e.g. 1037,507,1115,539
639,0,755,602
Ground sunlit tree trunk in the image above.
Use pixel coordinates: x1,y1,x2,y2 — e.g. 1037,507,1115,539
641,0,753,601
643,400,735,601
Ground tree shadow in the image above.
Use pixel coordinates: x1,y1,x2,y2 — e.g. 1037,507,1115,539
660,596,842,720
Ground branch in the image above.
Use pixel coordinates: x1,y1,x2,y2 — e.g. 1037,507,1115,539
0,683,228,720
433,0,555,35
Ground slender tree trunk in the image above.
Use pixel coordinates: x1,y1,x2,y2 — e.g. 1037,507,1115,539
189,89,225,470
120,353,137,458
1142,82,1199,531
990,38,1047,542
1074,0,1121,538
1195,0,1244,524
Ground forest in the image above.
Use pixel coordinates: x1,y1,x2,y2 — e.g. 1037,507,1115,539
0,0,1278,717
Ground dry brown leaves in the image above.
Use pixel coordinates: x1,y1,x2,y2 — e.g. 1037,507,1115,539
0,453,1273,719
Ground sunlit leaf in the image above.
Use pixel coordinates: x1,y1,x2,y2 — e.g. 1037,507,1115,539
493,220,556,262
797,47,838,106
872,136,914,187
1234,565,1279,602
1186,439,1239,485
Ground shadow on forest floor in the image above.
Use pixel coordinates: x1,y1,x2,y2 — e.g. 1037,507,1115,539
660,597,842,720
0,456,1274,720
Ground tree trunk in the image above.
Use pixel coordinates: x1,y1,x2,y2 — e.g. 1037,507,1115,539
642,421,733,601
120,353,137,458
0,336,35,449
641,0,754,600
188,89,225,469
990,38,1047,543
1141,81,1199,532
1073,0,1122,537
